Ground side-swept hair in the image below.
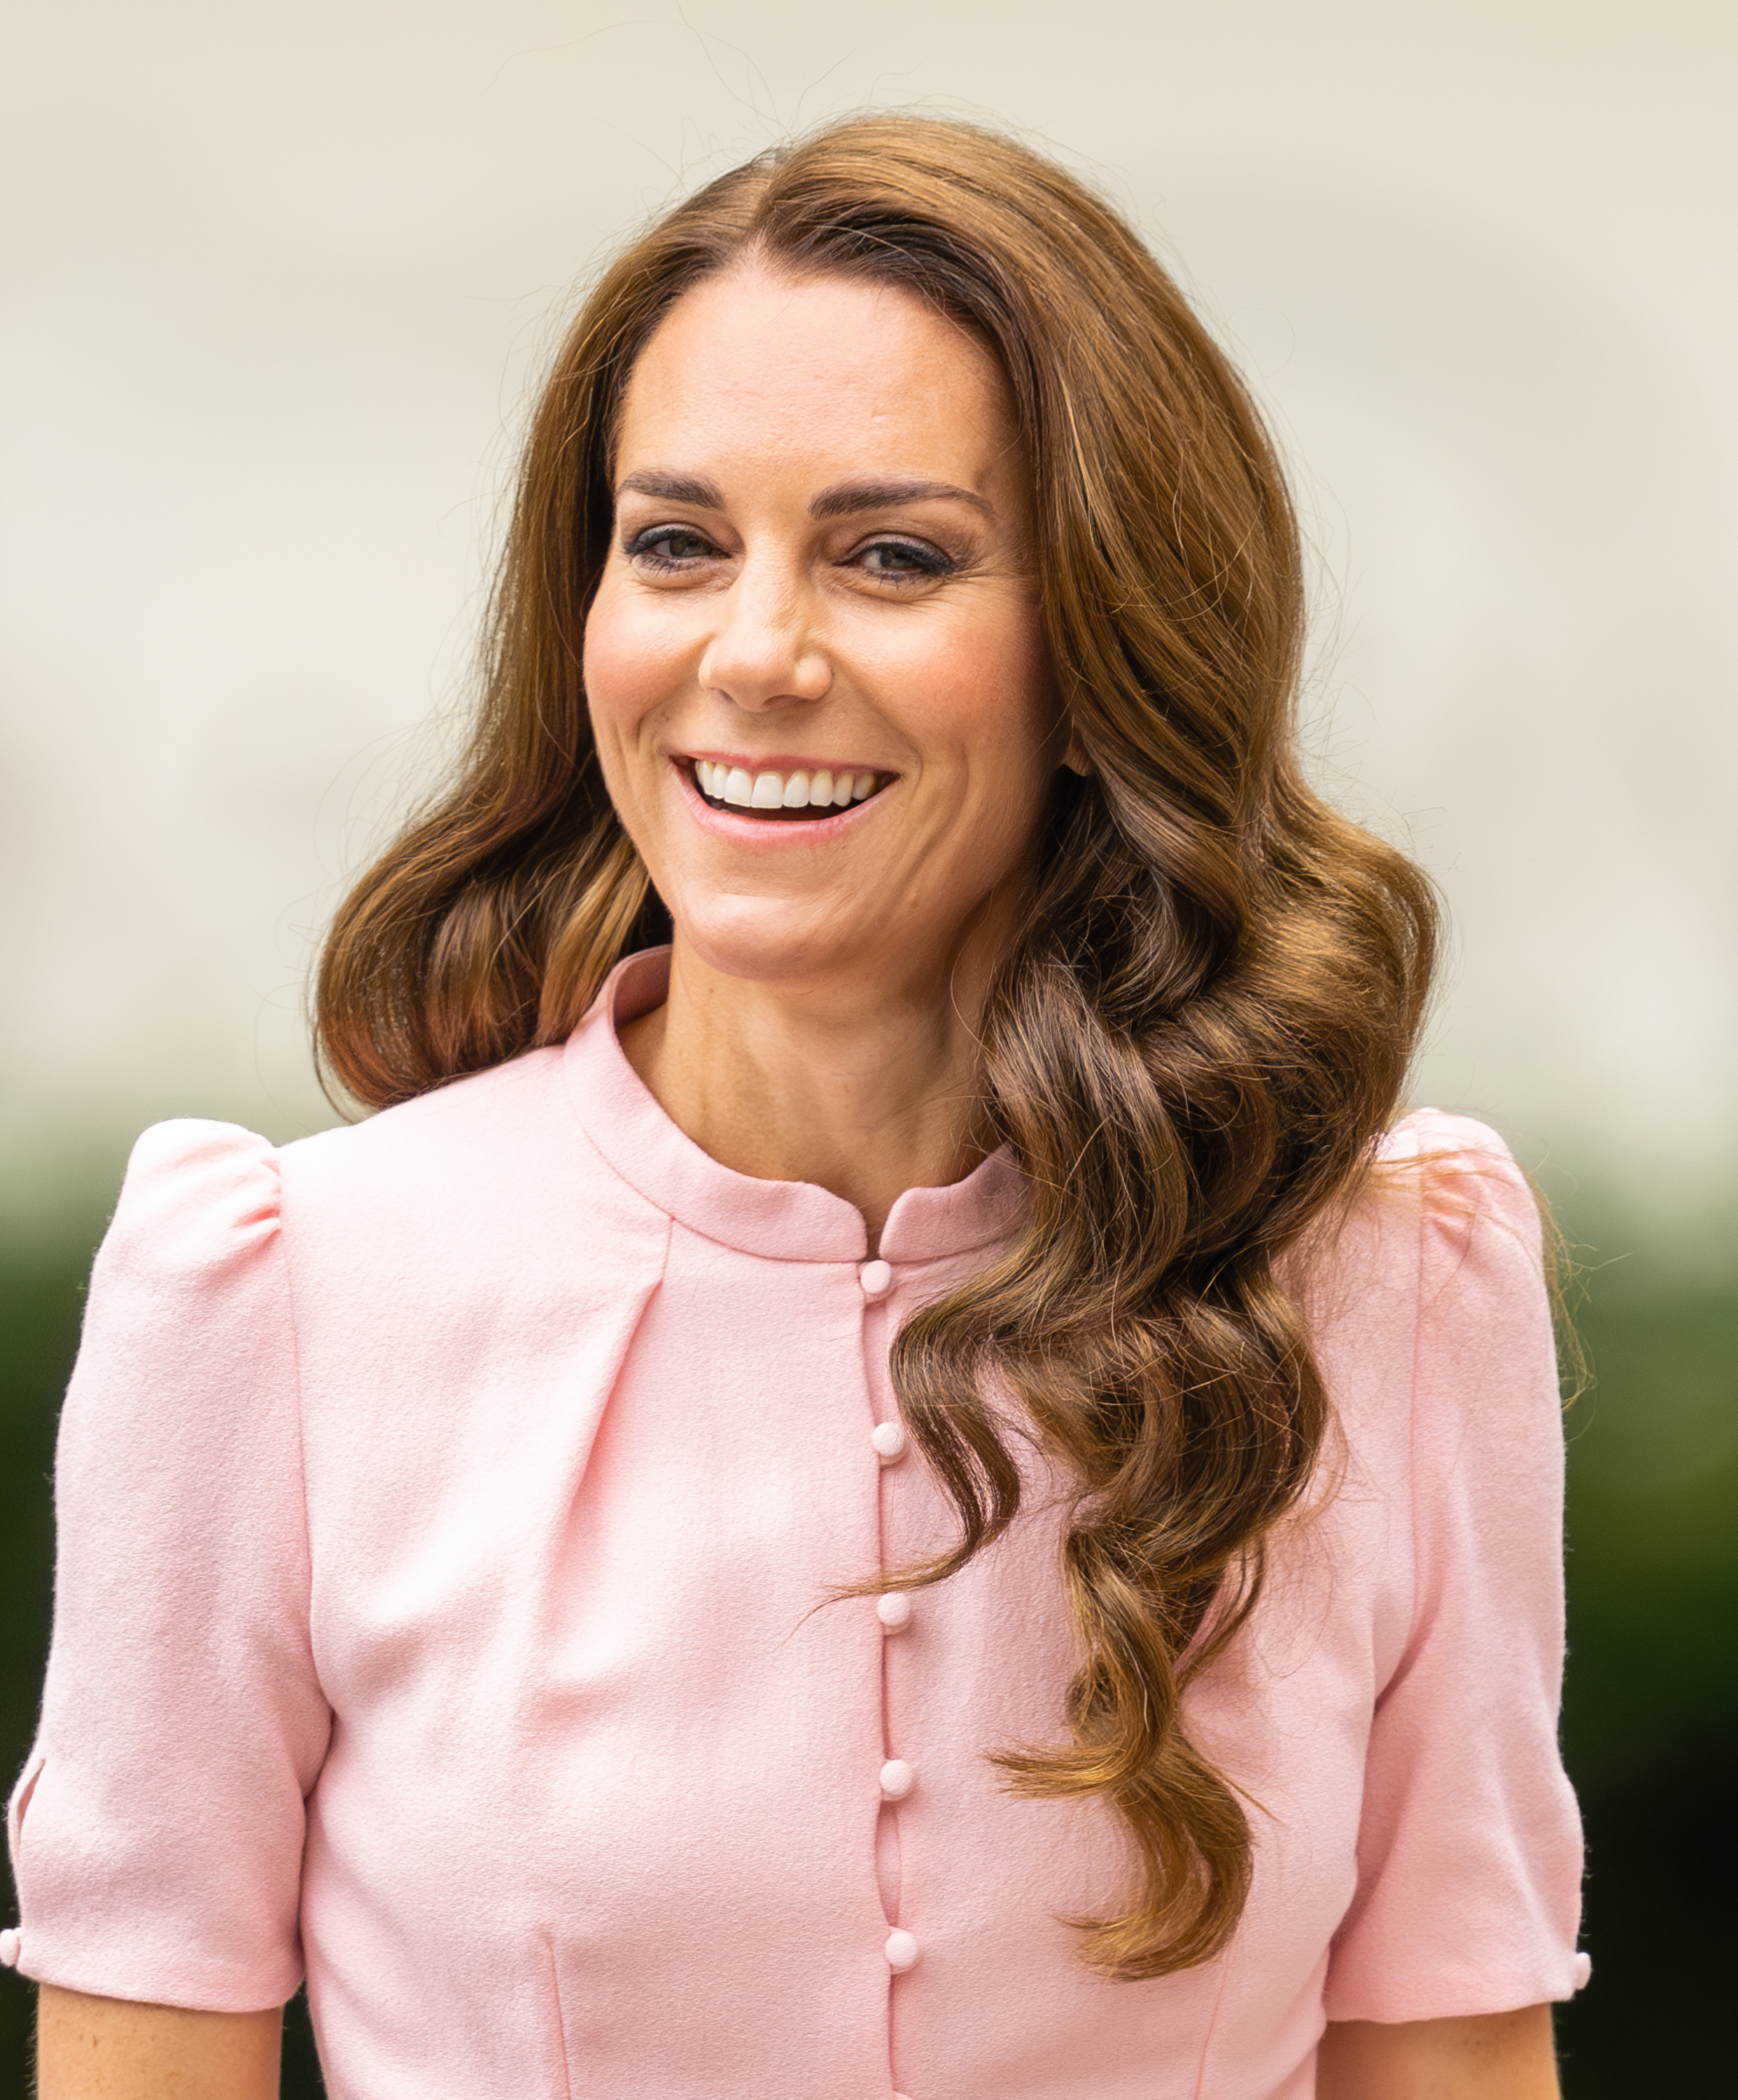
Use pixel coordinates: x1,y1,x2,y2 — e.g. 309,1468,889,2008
317,114,1438,1979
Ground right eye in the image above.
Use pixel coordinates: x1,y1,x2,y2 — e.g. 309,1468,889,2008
625,525,722,567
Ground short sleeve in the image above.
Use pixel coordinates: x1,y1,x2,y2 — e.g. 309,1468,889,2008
6,1120,331,2010
1323,1113,1589,2022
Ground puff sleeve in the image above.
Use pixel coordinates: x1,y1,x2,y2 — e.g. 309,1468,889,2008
1323,1113,1588,2021
6,1120,331,2010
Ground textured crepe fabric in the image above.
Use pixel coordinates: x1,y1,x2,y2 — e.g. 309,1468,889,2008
6,948,1587,2099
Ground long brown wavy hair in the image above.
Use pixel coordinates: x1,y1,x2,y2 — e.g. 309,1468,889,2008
317,115,1438,1981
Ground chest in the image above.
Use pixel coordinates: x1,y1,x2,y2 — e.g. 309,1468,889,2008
286,1217,1411,2099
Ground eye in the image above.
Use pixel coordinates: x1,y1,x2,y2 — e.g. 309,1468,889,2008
851,537,955,581
625,524,723,568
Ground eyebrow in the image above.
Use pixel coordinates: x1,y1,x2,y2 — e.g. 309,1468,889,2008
614,470,993,521
809,478,993,521
616,470,724,508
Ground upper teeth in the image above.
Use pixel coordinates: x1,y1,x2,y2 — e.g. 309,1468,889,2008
694,762,881,810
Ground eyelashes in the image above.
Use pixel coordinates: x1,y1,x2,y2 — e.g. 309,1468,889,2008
855,537,956,579
624,525,721,569
621,524,960,581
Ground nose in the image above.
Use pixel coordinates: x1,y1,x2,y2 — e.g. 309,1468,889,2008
696,564,832,713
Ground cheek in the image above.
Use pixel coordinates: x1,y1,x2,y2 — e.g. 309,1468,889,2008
918,606,1056,792
582,580,679,736
580,591,680,853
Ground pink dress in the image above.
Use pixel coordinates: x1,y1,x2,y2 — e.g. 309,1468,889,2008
5,949,1587,2099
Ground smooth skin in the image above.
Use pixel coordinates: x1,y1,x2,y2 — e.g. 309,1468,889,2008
1318,2003,1562,2097
36,1987,279,2097
32,263,1562,2099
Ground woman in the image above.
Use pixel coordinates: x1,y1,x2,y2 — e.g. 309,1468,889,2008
8,116,1585,2098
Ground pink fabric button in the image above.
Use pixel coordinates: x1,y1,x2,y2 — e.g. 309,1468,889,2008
870,1420,907,1462
880,1758,915,1800
1573,1950,1592,1989
885,1928,920,1972
859,1258,894,1298
876,1591,912,1631
0,1928,18,1968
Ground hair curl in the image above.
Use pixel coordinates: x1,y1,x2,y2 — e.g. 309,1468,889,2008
316,115,1438,1980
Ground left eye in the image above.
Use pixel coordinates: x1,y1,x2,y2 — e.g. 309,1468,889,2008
855,539,953,578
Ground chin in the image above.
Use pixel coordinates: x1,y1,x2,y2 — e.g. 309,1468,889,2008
671,895,893,988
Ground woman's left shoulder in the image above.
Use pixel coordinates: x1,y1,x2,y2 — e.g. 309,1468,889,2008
1378,1104,1520,1168
1369,1107,1547,1280
1294,1108,1543,1303
1287,1109,1557,1453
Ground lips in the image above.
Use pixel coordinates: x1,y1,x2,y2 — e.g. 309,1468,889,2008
691,760,888,820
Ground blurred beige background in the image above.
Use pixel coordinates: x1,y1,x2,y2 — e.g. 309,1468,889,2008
3,0,1734,1236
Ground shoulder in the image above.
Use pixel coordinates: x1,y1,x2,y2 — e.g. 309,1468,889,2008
97,1119,284,1296
1371,1107,1546,1284
278,1039,635,1240
100,1042,612,1288
106,1045,566,1229
1289,1111,1555,1457
272,1045,666,1311
65,1124,303,1467
1293,1109,1540,1301
277,1041,573,1191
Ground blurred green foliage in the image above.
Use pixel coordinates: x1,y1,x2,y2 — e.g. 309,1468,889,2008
1,1210,1732,2095
1552,1242,1738,2094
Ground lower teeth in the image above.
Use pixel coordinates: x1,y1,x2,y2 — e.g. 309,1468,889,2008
700,791,841,820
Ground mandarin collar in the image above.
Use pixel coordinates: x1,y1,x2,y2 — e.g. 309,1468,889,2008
561,948,1023,1264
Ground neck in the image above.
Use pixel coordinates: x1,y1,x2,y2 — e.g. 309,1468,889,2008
619,932,1006,1250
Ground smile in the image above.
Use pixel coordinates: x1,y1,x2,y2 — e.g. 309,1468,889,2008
690,760,890,821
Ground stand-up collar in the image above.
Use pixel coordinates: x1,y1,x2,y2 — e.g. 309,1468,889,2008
561,948,1023,1265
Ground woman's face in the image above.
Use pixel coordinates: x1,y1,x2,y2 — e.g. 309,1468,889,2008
584,262,1064,1000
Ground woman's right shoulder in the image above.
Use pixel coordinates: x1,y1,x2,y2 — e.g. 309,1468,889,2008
65,1124,303,1472
106,1042,575,1262
100,1044,666,1354
281,1040,603,1236
99,1119,286,1293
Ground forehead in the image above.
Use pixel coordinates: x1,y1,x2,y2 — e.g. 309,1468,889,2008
614,263,1018,486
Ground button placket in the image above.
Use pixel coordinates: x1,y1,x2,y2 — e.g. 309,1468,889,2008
859,1253,923,2001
